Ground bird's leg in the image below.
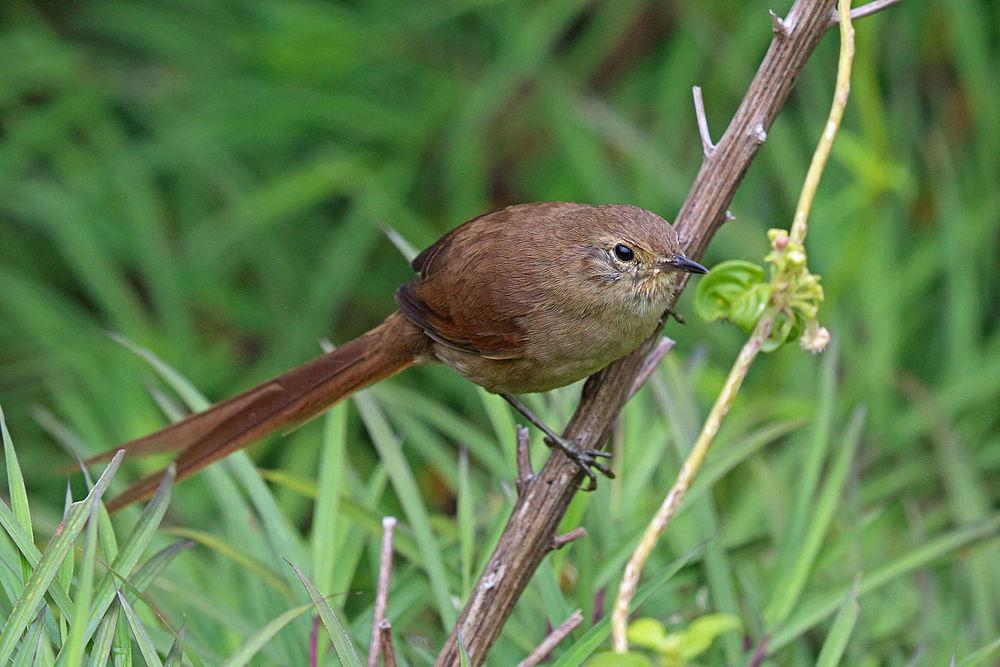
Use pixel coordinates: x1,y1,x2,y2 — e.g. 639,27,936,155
501,394,614,491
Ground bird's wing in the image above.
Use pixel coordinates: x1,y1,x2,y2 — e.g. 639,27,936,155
398,202,586,360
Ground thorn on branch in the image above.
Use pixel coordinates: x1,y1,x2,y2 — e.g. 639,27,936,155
769,10,791,38
628,337,675,400
515,425,534,496
692,86,715,157
368,516,397,667
517,610,584,667
725,210,736,222
750,121,768,145
551,527,587,551
828,0,903,28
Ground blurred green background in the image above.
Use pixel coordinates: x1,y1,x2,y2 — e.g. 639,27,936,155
1,0,997,665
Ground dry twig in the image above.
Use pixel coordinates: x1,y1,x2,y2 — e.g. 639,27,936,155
692,86,715,156
831,0,903,27
514,425,534,496
551,527,587,551
368,517,398,667
516,610,584,667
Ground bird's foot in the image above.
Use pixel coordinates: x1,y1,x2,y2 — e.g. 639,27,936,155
543,435,614,491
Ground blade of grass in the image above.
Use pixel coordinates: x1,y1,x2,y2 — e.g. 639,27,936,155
815,579,860,667
82,465,174,640
111,604,132,667
11,609,46,667
379,386,504,476
159,527,288,595
117,591,163,667
226,455,308,574
218,603,312,667
164,626,184,667
958,636,1000,667
475,388,517,478
0,450,122,664
119,540,194,607
286,560,363,667
329,464,389,602
59,503,99,666
457,447,475,598
311,401,347,595
219,602,312,667
109,333,209,411
770,514,1000,650
86,601,119,667
256,469,424,565
457,629,472,667
354,391,455,627
657,360,741,662
765,346,839,627
679,419,807,515
1,406,32,585
766,406,866,630
58,483,74,634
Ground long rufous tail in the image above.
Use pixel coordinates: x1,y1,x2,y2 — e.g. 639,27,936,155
95,312,429,511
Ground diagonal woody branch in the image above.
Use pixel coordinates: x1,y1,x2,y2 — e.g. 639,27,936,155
435,1,899,664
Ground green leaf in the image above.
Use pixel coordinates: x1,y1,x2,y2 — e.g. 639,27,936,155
693,260,770,330
762,307,805,351
626,617,675,653
675,614,742,661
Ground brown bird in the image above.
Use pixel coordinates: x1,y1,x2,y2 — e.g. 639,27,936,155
93,202,707,510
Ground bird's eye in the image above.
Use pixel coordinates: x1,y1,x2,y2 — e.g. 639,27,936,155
613,244,635,262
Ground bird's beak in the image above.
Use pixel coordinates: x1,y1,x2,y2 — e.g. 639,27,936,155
664,255,709,274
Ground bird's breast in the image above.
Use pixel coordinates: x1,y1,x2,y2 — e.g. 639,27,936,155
435,301,661,394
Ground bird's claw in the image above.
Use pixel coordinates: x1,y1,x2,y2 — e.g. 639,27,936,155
543,435,614,491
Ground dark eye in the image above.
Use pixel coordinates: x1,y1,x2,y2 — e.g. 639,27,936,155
613,244,635,262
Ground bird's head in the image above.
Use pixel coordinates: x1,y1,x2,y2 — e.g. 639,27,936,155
576,205,707,312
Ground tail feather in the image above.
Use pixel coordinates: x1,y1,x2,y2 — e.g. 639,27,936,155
102,312,428,511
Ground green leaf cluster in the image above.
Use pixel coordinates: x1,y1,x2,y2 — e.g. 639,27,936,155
588,613,741,667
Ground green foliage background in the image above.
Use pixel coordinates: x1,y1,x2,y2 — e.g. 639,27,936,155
0,0,997,664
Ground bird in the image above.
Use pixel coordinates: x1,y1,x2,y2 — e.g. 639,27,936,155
89,202,707,510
